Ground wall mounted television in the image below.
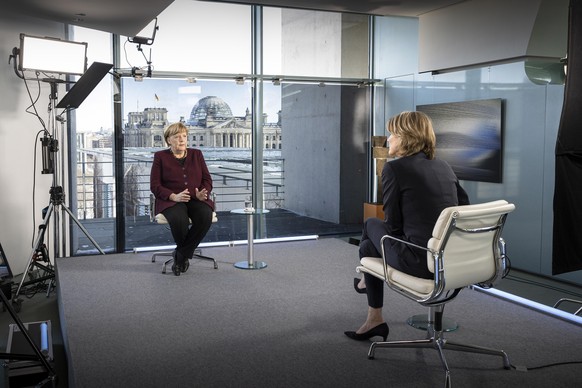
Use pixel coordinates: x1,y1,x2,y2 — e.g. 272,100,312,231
417,98,503,183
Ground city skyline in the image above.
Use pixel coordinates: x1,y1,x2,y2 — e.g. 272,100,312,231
122,78,282,125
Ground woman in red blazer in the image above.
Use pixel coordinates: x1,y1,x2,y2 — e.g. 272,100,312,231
346,111,470,341
150,122,214,276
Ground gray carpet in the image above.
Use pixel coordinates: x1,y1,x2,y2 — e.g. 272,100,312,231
55,238,582,388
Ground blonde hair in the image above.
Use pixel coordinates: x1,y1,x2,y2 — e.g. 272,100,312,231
387,111,436,159
164,122,188,146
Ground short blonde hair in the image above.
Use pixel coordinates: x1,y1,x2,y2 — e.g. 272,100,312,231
164,122,188,146
387,111,436,159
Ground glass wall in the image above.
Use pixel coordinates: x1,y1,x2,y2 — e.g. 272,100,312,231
72,1,372,254
69,27,115,254
122,0,251,74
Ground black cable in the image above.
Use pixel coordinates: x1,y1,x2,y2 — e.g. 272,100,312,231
22,72,49,133
511,360,582,371
123,39,134,69
502,254,511,278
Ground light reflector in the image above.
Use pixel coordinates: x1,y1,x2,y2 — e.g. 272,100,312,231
19,34,87,76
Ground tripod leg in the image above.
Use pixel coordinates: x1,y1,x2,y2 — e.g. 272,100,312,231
0,288,56,380
14,204,54,301
61,203,105,255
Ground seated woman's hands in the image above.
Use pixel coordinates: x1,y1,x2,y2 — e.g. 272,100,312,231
169,188,208,202
170,189,191,202
195,187,208,201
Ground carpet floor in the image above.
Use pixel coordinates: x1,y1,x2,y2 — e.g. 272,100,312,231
55,238,582,388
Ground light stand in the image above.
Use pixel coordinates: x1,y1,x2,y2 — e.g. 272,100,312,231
12,78,105,310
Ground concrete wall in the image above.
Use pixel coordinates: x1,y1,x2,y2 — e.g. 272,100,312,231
281,84,342,223
280,84,368,224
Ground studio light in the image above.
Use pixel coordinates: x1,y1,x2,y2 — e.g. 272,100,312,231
19,34,87,76
128,18,159,47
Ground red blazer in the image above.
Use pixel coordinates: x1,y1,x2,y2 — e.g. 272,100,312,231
150,148,214,215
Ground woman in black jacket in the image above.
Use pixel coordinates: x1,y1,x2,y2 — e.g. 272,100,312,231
346,111,470,341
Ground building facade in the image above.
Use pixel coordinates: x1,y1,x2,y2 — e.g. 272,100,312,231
124,96,282,149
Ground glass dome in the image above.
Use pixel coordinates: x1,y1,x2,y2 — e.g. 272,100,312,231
188,96,233,127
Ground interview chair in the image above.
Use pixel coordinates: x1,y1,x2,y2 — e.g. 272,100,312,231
150,194,219,273
357,200,515,387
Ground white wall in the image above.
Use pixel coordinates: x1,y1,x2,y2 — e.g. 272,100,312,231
0,12,66,275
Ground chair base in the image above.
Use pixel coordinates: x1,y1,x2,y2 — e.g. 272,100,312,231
153,248,218,273
368,336,511,387
406,314,459,332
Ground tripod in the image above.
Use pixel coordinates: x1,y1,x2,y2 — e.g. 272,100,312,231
13,79,105,309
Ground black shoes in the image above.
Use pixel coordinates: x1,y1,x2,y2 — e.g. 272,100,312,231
181,257,190,273
171,262,181,276
344,322,389,342
171,250,181,276
170,250,190,275
353,277,367,294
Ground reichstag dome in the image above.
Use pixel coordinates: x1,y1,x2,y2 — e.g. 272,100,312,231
188,96,234,127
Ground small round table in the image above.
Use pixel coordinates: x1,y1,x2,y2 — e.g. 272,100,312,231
231,208,270,270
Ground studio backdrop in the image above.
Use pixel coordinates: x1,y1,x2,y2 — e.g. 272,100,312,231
553,0,582,275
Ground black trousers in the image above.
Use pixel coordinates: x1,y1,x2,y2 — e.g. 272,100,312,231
162,201,212,260
359,217,433,308
359,218,390,309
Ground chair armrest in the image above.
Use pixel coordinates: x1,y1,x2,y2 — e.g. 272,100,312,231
380,234,432,253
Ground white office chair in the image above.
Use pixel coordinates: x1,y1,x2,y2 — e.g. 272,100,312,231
357,200,515,387
150,194,219,273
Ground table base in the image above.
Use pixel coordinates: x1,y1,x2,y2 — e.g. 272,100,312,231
234,261,267,270
406,314,459,332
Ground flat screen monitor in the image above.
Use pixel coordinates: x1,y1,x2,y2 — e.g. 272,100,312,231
417,98,503,183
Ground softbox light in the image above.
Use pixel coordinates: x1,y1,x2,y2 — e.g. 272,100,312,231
19,34,87,76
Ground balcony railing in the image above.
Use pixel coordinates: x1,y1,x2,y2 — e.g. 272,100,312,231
75,149,285,221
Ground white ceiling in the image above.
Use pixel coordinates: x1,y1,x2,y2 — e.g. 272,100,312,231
4,0,467,37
